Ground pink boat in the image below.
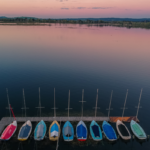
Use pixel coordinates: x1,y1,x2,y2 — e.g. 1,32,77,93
0,121,17,140
0,105,17,141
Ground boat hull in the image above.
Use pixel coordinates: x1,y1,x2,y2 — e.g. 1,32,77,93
102,121,117,141
0,121,17,141
49,120,60,141
62,121,74,141
34,120,47,141
130,120,147,140
76,120,87,141
116,120,131,140
90,120,102,141
77,139,86,141
18,120,32,141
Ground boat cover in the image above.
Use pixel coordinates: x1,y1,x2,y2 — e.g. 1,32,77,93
118,124,129,136
103,124,116,139
37,124,44,138
64,126,72,137
92,125,100,137
132,124,143,136
19,124,31,138
77,124,86,138
50,123,59,137
1,124,16,140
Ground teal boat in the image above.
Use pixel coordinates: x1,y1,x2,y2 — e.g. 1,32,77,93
62,121,74,141
34,120,47,141
90,120,102,141
130,120,147,140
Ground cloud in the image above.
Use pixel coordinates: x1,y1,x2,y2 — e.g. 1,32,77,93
91,7,113,9
61,7,69,10
77,7,86,9
57,0,68,2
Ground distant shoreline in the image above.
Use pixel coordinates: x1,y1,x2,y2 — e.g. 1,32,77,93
0,22,150,29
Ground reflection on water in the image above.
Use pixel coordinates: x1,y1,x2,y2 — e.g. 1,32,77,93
0,24,150,149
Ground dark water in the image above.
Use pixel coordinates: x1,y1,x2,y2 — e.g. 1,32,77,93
0,24,150,150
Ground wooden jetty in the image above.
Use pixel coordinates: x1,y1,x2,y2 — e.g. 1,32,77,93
0,116,138,134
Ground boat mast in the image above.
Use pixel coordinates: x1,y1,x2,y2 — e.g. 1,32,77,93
107,90,113,118
51,88,58,117
68,90,70,118
136,88,143,120
79,89,86,119
65,90,72,119
6,88,11,117
36,87,44,117
93,89,100,118
23,89,26,117
39,87,41,117
121,89,128,121
21,89,29,118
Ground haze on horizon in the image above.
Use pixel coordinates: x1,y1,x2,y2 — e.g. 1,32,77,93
0,0,150,18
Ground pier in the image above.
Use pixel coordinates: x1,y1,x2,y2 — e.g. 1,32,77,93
0,116,138,134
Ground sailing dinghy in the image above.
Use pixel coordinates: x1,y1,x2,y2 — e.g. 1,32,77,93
90,120,102,141
0,105,17,141
102,121,117,141
130,120,147,140
116,120,131,140
49,120,60,141
76,120,87,141
34,120,47,141
18,120,32,141
62,121,74,141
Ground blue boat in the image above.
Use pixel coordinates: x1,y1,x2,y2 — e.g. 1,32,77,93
18,120,32,141
102,121,117,141
34,120,47,141
76,120,87,141
49,120,60,141
90,120,102,141
62,121,74,141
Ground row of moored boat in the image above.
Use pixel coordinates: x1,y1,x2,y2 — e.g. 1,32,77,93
0,119,147,141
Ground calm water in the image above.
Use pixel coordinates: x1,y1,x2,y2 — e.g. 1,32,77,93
0,24,150,150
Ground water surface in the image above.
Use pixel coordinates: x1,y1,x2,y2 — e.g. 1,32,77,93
0,24,150,150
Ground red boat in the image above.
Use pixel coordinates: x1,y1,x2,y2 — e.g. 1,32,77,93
0,121,17,140
0,105,17,141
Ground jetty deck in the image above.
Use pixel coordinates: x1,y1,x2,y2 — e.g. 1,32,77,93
0,116,138,134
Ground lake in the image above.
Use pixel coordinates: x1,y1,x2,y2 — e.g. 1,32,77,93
0,24,150,150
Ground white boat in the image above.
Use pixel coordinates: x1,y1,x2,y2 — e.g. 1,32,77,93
116,120,131,140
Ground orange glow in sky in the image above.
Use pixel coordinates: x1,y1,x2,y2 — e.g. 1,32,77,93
0,0,150,18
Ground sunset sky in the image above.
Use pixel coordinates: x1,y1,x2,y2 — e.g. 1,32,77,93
0,0,150,18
